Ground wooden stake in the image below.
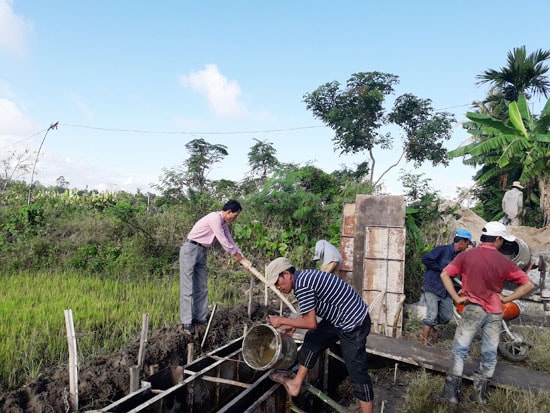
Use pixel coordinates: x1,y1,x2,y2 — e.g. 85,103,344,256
248,275,254,318
392,296,406,338
64,309,78,412
137,312,150,369
201,302,218,349
187,343,194,365
129,366,140,393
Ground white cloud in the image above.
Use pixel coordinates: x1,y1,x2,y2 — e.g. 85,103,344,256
0,98,39,144
0,0,33,58
179,64,250,118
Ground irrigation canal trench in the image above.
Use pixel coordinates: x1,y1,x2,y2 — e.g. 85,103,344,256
87,332,550,413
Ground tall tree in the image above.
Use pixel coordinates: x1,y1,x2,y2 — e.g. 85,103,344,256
449,94,550,226
0,149,33,191
247,138,278,181
154,138,228,204
476,46,550,103
303,72,455,187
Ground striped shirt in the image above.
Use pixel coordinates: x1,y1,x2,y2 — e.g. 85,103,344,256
294,269,369,332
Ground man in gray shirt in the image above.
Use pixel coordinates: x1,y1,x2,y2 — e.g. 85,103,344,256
312,239,342,274
501,181,524,226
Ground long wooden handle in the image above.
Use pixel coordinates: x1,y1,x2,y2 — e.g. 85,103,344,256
241,262,297,314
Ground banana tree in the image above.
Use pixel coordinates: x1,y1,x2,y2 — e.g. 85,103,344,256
449,94,550,226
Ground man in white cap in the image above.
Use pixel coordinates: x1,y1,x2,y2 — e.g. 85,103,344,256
420,228,472,346
436,222,534,405
265,257,374,413
501,181,524,226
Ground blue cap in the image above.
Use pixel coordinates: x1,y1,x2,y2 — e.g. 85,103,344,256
455,228,472,240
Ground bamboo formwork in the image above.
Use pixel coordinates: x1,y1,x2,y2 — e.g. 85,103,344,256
89,335,352,413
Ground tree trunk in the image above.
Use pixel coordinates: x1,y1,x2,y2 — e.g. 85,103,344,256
540,174,550,227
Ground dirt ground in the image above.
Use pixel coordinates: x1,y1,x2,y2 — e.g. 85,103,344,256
0,303,413,413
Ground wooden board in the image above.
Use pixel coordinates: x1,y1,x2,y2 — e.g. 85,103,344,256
366,333,550,392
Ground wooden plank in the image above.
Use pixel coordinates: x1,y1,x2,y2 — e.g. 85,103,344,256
366,333,550,392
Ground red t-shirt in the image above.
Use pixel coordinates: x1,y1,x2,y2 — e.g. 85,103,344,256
443,244,530,313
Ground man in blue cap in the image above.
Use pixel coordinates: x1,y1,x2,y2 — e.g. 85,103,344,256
420,228,472,346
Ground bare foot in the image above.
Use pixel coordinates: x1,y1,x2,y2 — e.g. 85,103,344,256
270,371,300,396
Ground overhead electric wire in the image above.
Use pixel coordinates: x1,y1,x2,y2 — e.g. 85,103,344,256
2,101,474,150
0,129,47,150
61,123,324,135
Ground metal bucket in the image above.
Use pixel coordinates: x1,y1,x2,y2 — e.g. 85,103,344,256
500,237,531,270
242,324,297,371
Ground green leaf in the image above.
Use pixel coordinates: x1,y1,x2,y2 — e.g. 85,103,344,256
516,94,532,124
508,102,529,138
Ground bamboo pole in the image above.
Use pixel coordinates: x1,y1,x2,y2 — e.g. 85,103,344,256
187,343,194,365
130,312,150,393
201,302,218,349
182,370,250,388
248,275,254,318
304,383,348,413
240,262,297,313
137,312,150,368
129,366,140,393
64,309,78,412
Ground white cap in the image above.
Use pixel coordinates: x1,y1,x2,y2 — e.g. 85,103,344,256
482,221,515,242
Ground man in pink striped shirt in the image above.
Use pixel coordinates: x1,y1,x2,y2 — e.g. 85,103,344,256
180,200,251,334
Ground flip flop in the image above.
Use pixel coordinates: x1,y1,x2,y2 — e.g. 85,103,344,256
269,370,296,395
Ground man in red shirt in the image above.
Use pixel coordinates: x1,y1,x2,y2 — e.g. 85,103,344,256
437,221,534,405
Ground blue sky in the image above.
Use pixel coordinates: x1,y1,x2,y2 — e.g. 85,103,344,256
1,0,548,199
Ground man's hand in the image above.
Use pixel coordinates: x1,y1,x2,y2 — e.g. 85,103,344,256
454,295,468,305
268,315,286,328
280,326,296,336
237,256,252,269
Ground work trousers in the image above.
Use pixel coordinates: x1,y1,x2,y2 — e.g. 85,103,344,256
298,317,374,402
450,304,501,378
179,242,208,325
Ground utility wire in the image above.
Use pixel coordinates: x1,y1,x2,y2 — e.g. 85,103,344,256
62,123,324,135
0,129,47,150
3,102,474,152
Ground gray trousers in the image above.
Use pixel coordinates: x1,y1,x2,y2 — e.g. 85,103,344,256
179,242,208,325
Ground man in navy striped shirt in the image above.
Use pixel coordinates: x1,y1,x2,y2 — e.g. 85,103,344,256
266,257,374,413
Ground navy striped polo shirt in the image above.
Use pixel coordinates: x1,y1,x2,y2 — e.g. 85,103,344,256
294,269,369,332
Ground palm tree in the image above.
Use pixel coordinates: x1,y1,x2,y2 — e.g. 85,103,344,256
450,95,550,226
476,46,550,103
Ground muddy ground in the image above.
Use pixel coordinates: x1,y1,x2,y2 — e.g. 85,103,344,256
0,303,416,413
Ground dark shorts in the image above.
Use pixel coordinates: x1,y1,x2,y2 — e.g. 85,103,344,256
298,315,374,402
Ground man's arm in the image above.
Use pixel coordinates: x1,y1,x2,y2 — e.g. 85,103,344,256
500,281,534,304
421,247,444,271
441,270,466,304
269,309,317,330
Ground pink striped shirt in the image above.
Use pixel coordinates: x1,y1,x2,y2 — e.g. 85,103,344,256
187,212,241,256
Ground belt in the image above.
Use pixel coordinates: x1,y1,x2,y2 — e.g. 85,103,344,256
187,239,205,248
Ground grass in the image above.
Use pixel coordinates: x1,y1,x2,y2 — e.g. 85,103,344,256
404,369,550,413
0,269,247,391
401,311,550,412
